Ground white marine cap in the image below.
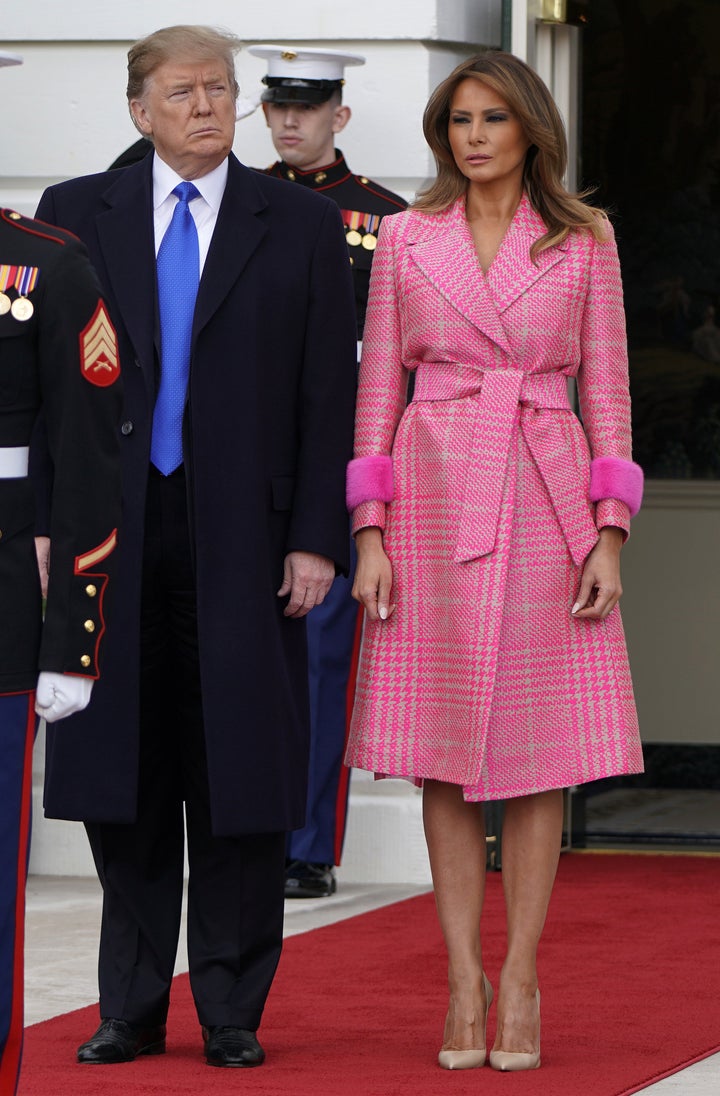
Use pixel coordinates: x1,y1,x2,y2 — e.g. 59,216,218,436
248,45,365,104
0,51,23,67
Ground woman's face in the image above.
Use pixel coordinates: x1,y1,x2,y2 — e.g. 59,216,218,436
447,78,530,191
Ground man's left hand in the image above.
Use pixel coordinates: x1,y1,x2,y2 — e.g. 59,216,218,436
277,552,335,618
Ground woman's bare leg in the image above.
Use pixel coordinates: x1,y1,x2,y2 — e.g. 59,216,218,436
492,788,563,1054
422,780,490,1051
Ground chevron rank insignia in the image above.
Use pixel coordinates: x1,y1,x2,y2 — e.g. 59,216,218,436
79,302,120,387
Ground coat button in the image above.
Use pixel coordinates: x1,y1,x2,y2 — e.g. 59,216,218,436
85,584,97,597
84,619,96,633
121,421,134,435
80,655,91,668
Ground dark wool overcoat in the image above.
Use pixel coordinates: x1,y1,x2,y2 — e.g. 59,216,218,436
36,153,357,835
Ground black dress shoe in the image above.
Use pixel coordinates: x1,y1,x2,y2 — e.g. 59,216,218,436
202,1026,265,1067
77,1018,166,1064
284,860,337,898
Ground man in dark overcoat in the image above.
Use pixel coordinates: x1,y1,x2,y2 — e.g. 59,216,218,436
35,25,356,1070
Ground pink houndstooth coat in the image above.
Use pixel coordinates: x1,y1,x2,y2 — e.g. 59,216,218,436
345,194,644,801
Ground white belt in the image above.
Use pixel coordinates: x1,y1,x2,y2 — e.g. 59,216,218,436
0,446,29,478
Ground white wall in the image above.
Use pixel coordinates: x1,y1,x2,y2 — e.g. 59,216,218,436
2,1,502,213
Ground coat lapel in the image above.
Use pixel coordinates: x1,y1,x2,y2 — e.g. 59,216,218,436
409,200,512,355
486,194,567,313
408,195,567,354
193,156,268,339
94,157,156,390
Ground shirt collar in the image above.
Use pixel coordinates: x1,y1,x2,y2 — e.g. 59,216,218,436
152,153,229,211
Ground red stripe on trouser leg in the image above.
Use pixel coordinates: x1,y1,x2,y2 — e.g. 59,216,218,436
0,694,35,1096
334,606,364,866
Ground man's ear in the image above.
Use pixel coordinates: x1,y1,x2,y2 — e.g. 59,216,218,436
261,102,271,127
130,99,153,137
332,104,351,136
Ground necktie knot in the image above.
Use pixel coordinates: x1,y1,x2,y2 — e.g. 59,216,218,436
173,181,200,206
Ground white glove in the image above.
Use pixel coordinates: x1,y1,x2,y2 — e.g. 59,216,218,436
35,672,93,723
236,94,261,121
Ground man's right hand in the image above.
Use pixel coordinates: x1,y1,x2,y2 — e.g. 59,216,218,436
35,672,93,723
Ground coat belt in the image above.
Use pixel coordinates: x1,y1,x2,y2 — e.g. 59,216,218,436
412,365,598,567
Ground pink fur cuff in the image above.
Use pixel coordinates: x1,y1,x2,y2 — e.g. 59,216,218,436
346,456,394,511
589,457,644,517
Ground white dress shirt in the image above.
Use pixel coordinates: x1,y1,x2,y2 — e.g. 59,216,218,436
152,153,228,273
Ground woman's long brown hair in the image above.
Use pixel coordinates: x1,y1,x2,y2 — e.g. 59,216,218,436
415,50,609,258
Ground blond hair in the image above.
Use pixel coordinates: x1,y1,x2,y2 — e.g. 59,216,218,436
127,25,241,103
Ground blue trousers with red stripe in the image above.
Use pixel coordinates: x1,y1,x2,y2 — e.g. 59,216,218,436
0,693,35,1096
288,539,359,866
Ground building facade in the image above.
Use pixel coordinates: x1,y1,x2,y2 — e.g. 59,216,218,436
3,0,717,878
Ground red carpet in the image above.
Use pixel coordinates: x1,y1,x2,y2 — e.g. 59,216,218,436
19,853,720,1095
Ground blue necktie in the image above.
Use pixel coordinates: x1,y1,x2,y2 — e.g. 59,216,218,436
151,181,200,475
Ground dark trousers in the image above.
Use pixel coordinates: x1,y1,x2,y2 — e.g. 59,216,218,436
85,468,286,1031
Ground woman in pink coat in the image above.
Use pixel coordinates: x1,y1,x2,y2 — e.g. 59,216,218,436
345,52,644,1072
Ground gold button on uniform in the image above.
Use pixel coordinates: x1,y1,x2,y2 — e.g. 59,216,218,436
359,177,369,185
85,584,97,597
9,212,20,221
314,172,327,184
84,619,96,633
80,655,91,668
286,169,296,181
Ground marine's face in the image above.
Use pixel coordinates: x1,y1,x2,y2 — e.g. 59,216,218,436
263,98,349,171
130,58,236,179
447,78,530,191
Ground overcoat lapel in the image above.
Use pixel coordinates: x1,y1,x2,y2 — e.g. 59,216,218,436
409,201,512,355
193,156,268,338
408,195,567,352
487,195,567,313
94,157,156,391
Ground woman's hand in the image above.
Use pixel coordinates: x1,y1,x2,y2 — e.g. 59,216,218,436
352,527,395,622
571,526,624,620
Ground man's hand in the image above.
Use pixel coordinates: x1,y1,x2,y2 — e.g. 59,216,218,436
35,672,93,723
277,551,335,618
35,536,50,600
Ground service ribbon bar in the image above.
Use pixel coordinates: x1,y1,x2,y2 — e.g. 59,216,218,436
339,210,381,233
0,265,39,293
16,265,38,295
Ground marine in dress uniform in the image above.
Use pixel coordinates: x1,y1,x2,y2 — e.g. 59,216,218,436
250,45,407,897
0,52,122,1094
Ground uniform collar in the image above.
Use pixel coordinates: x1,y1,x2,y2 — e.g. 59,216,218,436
273,148,352,189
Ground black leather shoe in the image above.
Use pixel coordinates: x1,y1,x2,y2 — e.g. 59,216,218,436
202,1026,265,1067
77,1018,166,1064
285,859,337,898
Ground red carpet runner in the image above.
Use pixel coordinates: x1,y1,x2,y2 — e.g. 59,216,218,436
19,853,720,1095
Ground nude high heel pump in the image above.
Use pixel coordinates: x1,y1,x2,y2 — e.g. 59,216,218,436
489,989,541,1072
438,973,493,1070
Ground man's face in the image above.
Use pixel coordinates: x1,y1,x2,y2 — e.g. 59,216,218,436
262,99,350,171
130,58,236,179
